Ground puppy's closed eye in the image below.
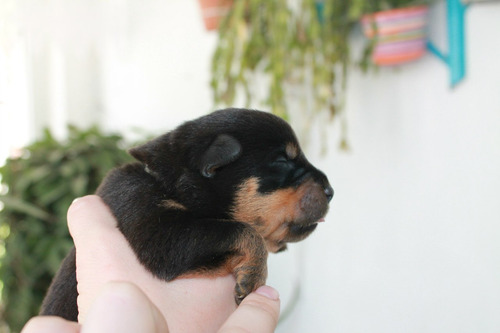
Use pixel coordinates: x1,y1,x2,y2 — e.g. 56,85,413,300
273,155,289,165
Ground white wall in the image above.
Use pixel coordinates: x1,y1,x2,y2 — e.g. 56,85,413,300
3,0,500,331
292,3,500,332
100,0,218,138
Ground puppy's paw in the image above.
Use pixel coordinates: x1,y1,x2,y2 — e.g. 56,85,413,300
231,226,268,305
234,266,267,304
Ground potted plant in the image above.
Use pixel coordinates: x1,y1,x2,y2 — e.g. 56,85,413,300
0,126,132,332
197,0,233,31
210,0,431,148
360,1,430,65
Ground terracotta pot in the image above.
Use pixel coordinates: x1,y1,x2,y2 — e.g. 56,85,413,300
197,0,233,31
361,6,429,65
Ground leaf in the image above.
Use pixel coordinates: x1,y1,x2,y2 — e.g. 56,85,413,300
0,196,52,222
71,174,89,197
13,165,53,194
38,183,70,207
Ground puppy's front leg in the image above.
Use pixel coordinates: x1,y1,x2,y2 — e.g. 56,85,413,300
227,224,269,304
119,216,268,304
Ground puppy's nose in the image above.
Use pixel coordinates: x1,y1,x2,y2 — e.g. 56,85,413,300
324,185,334,202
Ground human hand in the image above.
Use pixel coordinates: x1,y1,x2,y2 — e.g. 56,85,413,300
22,280,280,333
24,195,280,332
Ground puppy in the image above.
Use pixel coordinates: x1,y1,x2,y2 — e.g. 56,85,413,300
40,108,333,321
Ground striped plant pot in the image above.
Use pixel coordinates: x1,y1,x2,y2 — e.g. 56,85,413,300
197,0,233,31
361,6,429,65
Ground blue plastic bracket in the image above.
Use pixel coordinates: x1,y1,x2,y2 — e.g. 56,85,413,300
427,0,470,87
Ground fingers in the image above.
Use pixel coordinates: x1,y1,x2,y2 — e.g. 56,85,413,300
82,282,168,333
21,316,80,333
218,286,280,333
21,282,169,333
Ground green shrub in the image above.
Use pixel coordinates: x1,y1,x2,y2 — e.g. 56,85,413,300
0,126,133,332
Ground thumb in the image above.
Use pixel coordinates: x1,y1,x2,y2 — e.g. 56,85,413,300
218,286,280,333
67,195,117,244
81,282,169,333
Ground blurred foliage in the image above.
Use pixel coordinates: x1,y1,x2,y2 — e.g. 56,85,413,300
211,0,429,149
0,126,133,332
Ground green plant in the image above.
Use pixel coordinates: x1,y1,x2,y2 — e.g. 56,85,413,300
210,0,429,148
0,126,132,332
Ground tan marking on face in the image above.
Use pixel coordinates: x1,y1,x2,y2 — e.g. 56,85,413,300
286,142,299,159
231,177,312,252
160,199,187,211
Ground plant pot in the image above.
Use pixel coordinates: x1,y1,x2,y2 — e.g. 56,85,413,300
197,0,233,31
361,6,429,66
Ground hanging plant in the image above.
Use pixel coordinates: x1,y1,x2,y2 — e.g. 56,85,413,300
210,0,431,149
211,0,347,147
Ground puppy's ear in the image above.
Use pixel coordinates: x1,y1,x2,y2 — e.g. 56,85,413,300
200,134,242,178
128,134,169,165
129,142,154,165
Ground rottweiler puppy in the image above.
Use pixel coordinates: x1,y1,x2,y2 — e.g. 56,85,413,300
40,108,333,321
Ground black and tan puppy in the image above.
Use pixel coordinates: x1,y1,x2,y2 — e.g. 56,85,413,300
40,108,333,321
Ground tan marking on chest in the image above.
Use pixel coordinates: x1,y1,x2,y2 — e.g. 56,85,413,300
160,199,187,211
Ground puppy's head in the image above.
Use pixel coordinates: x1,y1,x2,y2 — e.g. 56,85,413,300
130,108,333,252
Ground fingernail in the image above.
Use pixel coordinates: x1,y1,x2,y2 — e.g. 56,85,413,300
72,197,81,204
255,285,280,300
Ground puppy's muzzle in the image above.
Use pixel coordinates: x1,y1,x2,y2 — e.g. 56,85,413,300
285,175,333,241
